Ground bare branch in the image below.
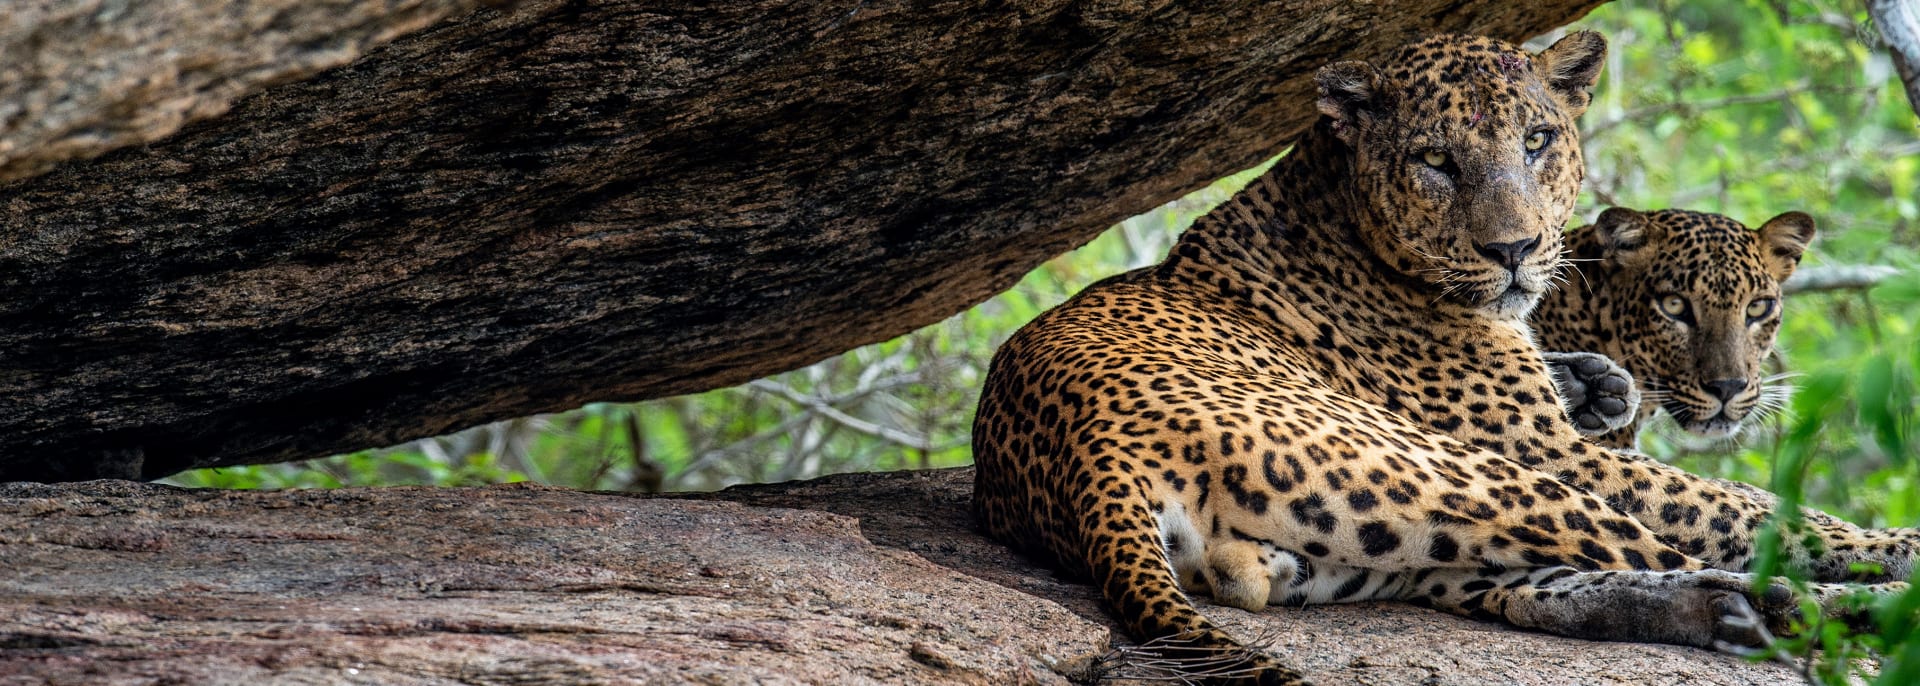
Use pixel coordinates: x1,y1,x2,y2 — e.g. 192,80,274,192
1583,83,1837,138
1870,0,1920,116
622,408,664,493
1782,265,1905,294
747,380,936,451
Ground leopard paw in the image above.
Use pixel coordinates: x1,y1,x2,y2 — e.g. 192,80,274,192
1543,351,1641,436
1520,568,1795,650
1668,571,1796,650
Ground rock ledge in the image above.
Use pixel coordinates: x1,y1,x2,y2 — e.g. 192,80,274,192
0,469,1800,684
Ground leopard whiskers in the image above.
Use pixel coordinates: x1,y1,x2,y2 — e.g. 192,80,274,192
1392,232,1453,266
1636,389,1674,405
1729,375,1798,427
1435,276,1483,304
1748,381,1797,423
1556,247,1596,294
1638,378,1691,413
1545,271,1572,293
1083,629,1290,683
1419,265,1479,306
1414,266,1468,284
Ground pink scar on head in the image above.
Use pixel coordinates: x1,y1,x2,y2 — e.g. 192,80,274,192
1499,54,1526,72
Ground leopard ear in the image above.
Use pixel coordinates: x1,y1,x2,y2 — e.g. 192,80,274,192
1593,206,1658,268
1537,31,1607,115
1756,211,1816,282
1315,61,1382,144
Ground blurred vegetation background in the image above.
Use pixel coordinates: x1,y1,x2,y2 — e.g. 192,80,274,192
169,0,1919,530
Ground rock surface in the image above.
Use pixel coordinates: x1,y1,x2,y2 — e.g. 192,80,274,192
0,0,483,182
0,0,1608,481
0,469,1804,685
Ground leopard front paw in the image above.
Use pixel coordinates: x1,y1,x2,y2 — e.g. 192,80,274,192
1529,569,1795,650
1543,351,1641,436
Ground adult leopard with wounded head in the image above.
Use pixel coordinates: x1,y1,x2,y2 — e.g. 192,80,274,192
971,32,1914,684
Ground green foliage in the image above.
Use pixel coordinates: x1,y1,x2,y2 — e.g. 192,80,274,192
180,448,527,489
167,1,1920,679
1568,1,1920,680
1578,0,1920,525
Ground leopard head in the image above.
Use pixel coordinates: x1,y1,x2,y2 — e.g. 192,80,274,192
1582,207,1816,438
1315,32,1606,319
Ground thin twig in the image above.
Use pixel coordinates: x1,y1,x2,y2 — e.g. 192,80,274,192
1583,83,1849,138
747,379,937,451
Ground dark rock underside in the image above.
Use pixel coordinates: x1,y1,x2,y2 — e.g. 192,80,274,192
0,0,1606,481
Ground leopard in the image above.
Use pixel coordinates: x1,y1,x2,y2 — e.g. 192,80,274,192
970,32,1916,685
1533,207,1815,450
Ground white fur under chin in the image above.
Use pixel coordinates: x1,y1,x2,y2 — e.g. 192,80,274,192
1686,416,1744,439
1483,286,1543,320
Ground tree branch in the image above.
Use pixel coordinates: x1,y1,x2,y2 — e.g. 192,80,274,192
1782,265,1905,294
747,380,935,452
1871,0,1920,116
1582,83,1840,138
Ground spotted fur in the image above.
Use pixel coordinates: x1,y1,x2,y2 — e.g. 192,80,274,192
972,33,1914,684
1535,207,1815,449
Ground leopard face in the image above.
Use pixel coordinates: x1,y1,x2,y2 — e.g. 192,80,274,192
1316,33,1604,319
1546,207,1815,439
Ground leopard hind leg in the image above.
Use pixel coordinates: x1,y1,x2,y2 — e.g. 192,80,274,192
1085,486,1309,685
1163,500,1320,613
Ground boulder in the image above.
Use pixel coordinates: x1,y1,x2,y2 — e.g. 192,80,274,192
0,0,1608,481
0,0,482,182
0,468,1803,684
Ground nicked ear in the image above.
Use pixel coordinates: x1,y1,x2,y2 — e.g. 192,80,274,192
1537,30,1607,115
1756,211,1817,282
1315,61,1382,144
1593,206,1658,268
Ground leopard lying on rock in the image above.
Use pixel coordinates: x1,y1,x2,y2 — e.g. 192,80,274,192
971,32,1913,685
1534,207,1815,449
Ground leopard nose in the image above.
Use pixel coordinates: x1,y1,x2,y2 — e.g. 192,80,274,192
1475,235,1540,269
1702,378,1748,402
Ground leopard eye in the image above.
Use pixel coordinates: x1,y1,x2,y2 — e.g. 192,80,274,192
1525,131,1549,151
1746,298,1777,321
1657,294,1689,320
1422,150,1450,168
